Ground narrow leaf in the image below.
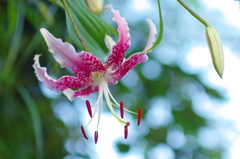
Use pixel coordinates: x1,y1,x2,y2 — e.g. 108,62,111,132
17,84,43,159
148,0,163,52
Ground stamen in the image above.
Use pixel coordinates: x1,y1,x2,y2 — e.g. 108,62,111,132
124,122,130,139
86,100,92,118
120,101,124,119
94,131,98,144
124,126,128,139
80,126,88,140
137,108,142,125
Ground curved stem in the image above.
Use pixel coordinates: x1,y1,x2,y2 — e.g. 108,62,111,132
177,0,211,27
61,0,90,52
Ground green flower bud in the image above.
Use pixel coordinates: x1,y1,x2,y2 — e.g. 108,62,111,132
205,26,224,78
86,0,104,14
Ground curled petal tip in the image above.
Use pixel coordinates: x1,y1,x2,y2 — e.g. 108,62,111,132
105,34,116,51
104,4,113,10
146,19,157,34
63,89,75,101
143,19,157,52
33,54,68,92
40,28,47,34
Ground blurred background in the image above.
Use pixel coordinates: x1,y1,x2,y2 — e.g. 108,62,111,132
1,0,240,159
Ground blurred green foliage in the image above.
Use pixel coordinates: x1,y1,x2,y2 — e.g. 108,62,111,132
0,0,226,159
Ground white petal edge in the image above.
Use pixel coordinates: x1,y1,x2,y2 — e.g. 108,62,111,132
104,4,112,10
143,19,157,52
104,34,116,52
40,28,79,69
63,89,75,101
105,4,130,49
33,54,67,92
63,88,90,101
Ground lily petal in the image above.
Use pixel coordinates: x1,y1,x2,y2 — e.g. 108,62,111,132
72,51,106,79
33,55,86,92
63,86,99,101
108,53,148,84
105,5,130,71
56,76,89,89
40,28,106,74
143,19,157,52
40,28,81,69
104,34,116,53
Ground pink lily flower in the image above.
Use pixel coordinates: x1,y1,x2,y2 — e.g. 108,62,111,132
33,5,157,143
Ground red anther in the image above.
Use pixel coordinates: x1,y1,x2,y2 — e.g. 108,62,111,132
94,131,98,144
120,102,124,119
124,122,130,139
80,126,88,140
86,100,92,118
137,108,142,125
124,125,128,139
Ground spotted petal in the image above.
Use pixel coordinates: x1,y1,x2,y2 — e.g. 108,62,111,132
33,55,89,92
107,19,157,84
40,28,80,69
63,86,99,101
108,53,148,84
105,5,130,71
40,28,106,75
71,51,106,80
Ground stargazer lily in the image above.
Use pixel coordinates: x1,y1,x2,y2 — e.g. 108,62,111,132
33,5,157,143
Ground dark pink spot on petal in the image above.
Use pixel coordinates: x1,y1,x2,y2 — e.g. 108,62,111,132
107,53,148,85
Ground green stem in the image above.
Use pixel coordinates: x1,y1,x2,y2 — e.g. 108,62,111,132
61,0,90,52
177,0,211,27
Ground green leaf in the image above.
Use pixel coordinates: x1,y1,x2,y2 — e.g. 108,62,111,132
17,84,43,159
3,2,24,77
5,1,18,39
148,0,164,52
0,138,14,159
47,0,64,8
